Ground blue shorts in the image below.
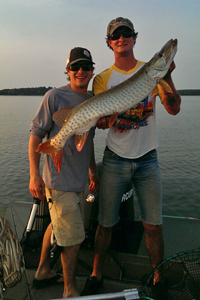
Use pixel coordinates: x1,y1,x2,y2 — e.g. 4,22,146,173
99,147,162,227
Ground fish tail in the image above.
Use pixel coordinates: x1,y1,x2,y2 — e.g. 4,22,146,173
36,140,63,174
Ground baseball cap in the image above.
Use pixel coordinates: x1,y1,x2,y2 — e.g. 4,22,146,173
107,17,137,37
66,47,95,68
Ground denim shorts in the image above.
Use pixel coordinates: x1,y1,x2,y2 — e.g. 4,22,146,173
99,147,162,227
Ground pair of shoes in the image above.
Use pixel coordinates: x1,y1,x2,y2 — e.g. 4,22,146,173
33,273,63,289
81,276,103,296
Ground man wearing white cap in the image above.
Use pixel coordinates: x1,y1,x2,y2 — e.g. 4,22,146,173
81,17,181,295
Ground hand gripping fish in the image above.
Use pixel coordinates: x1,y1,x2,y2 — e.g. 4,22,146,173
36,39,178,174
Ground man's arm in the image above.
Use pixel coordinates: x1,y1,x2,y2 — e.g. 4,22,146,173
158,61,181,115
29,135,46,201
88,143,99,193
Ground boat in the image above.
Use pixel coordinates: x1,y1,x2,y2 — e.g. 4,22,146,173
2,170,200,300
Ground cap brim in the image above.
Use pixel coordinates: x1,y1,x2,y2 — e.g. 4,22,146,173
109,24,133,36
67,58,95,68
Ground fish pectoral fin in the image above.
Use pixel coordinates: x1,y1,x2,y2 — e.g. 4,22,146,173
75,132,89,152
53,107,74,127
157,79,173,94
151,87,158,97
108,112,119,127
36,140,63,174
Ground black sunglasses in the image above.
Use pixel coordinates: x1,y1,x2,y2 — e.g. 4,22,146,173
110,31,133,41
69,64,93,71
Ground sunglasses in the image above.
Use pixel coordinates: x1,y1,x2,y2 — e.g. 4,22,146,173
110,31,133,41
69,64,93,71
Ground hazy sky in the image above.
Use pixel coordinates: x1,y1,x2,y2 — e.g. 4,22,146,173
1,0,199,90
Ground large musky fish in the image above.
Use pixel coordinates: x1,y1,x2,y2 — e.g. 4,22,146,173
36,39,178,174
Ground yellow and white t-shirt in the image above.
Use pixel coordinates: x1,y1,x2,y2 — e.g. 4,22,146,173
93,62,159,159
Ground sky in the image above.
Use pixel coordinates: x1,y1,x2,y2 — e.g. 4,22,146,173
1,0,199,90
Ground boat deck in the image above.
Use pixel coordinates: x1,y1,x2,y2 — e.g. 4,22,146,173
3,201,200,300
3,267,142,300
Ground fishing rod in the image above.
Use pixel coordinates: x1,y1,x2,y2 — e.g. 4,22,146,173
4,181,36,300
21,197,41,253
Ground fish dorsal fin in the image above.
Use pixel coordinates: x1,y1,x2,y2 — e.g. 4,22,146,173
53,107,74,127
157,79,173,94
75,132,89,152
108,112,119,127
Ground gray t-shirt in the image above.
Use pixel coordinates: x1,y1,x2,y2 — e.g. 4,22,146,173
30,85,95,192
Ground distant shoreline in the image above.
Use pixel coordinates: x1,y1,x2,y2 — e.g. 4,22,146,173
177,89,200,96
0,87,199,96
0,87,53,96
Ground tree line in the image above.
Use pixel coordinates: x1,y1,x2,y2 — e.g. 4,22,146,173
177,89,200,96
0,87,53,96
0,87,199,96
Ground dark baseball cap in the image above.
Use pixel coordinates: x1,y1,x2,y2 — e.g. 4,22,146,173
66,47,95,68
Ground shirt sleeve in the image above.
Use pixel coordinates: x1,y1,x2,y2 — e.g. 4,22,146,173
30,90,55,138
92,73,108,95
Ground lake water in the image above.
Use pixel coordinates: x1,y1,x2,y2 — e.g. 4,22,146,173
0,95,200,219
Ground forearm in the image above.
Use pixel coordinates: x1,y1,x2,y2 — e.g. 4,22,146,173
29,135,46,200
29,135,42,177
158,61,181,115
161,92,181,115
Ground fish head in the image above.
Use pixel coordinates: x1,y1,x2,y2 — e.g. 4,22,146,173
147,39,178,80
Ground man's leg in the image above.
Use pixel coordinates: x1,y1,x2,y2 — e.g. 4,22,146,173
81,225,112,296
92,224,112,280
61,244,81,298
134,150,163,282
81,148,132,295
35,223,63,281
47,190,86,297
142,221,164,283
92,222,164,284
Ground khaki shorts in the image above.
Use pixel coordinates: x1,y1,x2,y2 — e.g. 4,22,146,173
45,188,85,247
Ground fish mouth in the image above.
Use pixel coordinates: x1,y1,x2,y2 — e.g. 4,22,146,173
163,39,178,62
147,39,178,77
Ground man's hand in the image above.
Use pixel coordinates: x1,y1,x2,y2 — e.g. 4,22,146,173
163,61,176,79
96,116,111,130
29,175,46,201
158,60,181,115
88,172,99,194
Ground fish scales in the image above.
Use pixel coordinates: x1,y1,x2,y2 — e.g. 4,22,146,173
67,72,155,126
53,73,155,146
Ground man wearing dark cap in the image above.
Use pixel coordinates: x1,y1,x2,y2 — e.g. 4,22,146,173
29,47,98,298
81,17,181,295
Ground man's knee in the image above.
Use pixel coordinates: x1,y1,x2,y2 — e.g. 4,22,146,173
98,224,112,234
95,224,113,242
62,243,81,256
142,221,163,238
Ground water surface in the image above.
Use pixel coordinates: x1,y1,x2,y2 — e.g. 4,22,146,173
0,95,199,219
